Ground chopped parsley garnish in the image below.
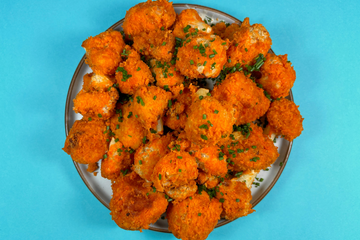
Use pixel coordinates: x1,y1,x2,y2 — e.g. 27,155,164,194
201,134,208,140
98,114,102,118
199,124,208,129
116,67,132,82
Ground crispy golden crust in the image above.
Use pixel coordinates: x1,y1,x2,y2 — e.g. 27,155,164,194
152,151,198,192
165,180,198,201
73,88,119,120
109,101,146,150
116,52,154,95
173,9,212,39
82,73,116,92
82,30,125,75
258,53,296,99
196,171,220,189
110,172,168,231
63,119,109,164
167,192,222,240
101,138,132,180
133,85,172,130
266,98,304,141
226,17,272,67
122,0,176,36
212,71,270,125
150,59,184,88
216,179,254,220
212,22,227,37
184,96,236,146
133,29,175,62
223,23,241,41
133,134,174,182
193,146,228,177
176,34,229,79
219,123,279,171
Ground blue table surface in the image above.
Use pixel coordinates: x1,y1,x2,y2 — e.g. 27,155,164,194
1,0,359,239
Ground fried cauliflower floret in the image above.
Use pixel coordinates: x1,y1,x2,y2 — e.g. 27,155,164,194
133,85,172,130
166,180,198,201
219,123,279,172
266,98,304,141
193,146,228,177
115,52,154,95
82,30,125,75
63,119,109,164
150,59,184,88
122,0,176,36
82,73,116,92
184,96,236,146
73,87,119,120
109,101,146,150
120,45,141,60
257,53,296,99
212,71,270,125
216,179,254,220
223,23,241,41
176,34,228,79
110,172,168,231
173,9,212,39
152,151,198,193
133,29,175,62
101,138,132,180
133,134,174,182
227,17,272,67
167,192,222,240
233,169,259,189
197,171,221,189
164,84,198,131
211,22,227,37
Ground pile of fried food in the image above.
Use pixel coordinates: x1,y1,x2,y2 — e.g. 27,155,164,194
63,0,304,239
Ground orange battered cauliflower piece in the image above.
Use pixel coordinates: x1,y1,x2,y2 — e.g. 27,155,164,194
115,51,154,95
150,59,184,88
133,134,174,182
266,98,304,141
222,23,241,41
82,30,125,75
211,22,227,37
196,171,221,189
73,87,119,120
257,53,296,99
133,29,175,62
184,96,236,146
167,192,222,240
110,172,168,231
227,17,272,68
133,85,172,130
193,146,228,177
63,119,109,164
216,179,254,220
109,101,146,150
101,138,132,180
82,73,116,92
219,123,279,172
176,34,229,79
173,9,212,39
212,71,270,125
122,0,176,36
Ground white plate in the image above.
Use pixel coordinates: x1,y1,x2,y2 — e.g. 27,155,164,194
64,4,293,233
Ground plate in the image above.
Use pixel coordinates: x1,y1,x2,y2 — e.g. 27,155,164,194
64,4,293,233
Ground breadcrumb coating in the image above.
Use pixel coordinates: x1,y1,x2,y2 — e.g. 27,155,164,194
63,119,109,164
193,146,228,177
184,96,236,146
219,123,279,171
216,179,254,220
109,101,146,150
173,9,212,39
152,151,198,193
212,71,270,125
133,85,172,130
176,34,229,79
212,22,240,41
73,87,119,120
101,138,132,180
133,134,174,182
266,98,304,141
227,17,272,67
167,192,222,240
82,73,116,92
258,53,296,99
110,172,168,231
133,29,175,62
116,51,154,95
82,30,125,75
196,171,221,189
150,59,184,88
123,0,176,36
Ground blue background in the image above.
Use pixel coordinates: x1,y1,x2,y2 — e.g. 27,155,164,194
1,0,359,239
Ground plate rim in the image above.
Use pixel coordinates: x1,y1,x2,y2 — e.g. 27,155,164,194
64,3,293,233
